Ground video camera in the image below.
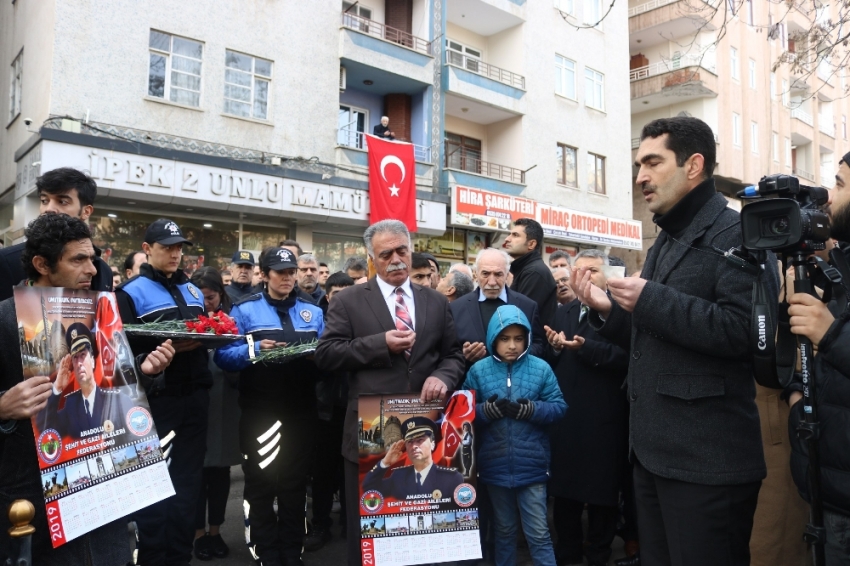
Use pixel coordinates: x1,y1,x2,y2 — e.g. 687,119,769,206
738,174,831,253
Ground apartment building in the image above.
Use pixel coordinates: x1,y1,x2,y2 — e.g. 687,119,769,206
1,0,639,274
628,0,849,263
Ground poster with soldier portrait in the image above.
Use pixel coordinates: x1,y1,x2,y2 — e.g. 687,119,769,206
358,391,481,566
15,287,174,548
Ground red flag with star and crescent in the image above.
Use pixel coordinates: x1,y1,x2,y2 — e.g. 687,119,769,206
365,134,417,231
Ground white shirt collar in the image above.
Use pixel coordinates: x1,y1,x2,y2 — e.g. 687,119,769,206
82,387,96,412
375,275,413,300
478,286,508,302
415,461,434,484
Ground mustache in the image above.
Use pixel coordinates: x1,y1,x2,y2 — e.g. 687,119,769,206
483,285,501,290
386,262,408,273
640,182,657,192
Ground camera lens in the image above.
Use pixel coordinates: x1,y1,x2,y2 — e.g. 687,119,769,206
762,215,791,236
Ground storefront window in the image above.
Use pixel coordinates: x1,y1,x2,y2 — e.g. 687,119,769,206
312,233,368,273
413,229,468,275
241,225,290,255
89,211,239,277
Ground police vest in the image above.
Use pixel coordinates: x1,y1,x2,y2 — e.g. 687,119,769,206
121,276,205,320
232,294,324,337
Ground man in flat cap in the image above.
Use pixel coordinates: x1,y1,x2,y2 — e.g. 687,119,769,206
362,416,464,500
45,322,137,439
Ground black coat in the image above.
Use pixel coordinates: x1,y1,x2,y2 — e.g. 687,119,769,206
547,300,629,506
509,250,558,328
591,182,778,486
0,241,113,301
449,287,545,369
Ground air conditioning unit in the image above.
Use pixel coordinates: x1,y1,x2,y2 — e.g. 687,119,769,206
339,66,347,92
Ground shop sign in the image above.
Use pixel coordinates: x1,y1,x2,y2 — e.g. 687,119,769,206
30,140,447,235
451,185,642,249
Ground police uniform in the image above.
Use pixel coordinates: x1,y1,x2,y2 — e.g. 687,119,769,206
225,250,257,302
115,219,211,566
214,248,324,566
361,417,464,501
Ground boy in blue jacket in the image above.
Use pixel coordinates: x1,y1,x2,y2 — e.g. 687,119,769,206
463,305,567,566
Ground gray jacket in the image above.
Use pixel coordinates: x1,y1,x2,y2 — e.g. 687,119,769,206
592,189,777,486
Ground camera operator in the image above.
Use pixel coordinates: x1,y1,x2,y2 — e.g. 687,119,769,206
787,154,850,563
573,117,779,566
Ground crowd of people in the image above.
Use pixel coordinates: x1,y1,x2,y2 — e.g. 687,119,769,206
1,115,850,566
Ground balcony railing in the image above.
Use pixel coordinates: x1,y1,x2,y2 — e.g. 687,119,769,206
791,108,814,126
444,144,524,184
819,119,835,137
792,167,814,181
341,12,431,55
445,51,526,90
821,167,834,185
628,0,678,17
337,129,432,163
629,55,716,81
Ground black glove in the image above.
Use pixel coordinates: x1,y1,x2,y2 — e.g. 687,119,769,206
505,398,535,420
483,395,508,420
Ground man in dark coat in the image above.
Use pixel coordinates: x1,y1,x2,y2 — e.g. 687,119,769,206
0,213,173,565
505,218,558,328
574,117,779,566
451,247,544,368
362,417,463,500
315,219,465,566
225,250,256,301
544,250,629,566
372,116,395,140
0,168,113,300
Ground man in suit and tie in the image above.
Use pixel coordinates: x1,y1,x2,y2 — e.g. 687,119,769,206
451,247,544,368
544,250,630,566
316,219,465,566
362,416,463,500
46,322,137,439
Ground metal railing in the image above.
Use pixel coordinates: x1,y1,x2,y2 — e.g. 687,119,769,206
791,107,814,126
819,120,835,137
341,12,431,55
792,167,814,181
629,55,716,81
337,128,432,163
445,51,526,90
444,144,525,184
628,0,678,17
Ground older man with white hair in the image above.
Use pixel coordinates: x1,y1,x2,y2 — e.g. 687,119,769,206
450,247,544,368
316,219,464,566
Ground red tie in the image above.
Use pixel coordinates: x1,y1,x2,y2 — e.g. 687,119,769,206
395,288,413,360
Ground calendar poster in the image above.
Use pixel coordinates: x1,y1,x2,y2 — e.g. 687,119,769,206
358,391,481,566
15,287,174,548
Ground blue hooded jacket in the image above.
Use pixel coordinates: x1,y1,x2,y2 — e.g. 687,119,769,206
463,305,567,488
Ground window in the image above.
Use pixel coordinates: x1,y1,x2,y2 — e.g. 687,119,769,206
772,132,779,162
730,47,739,80
746,0,754,25
445,133,482,174
584,0,603,24
781,79,789,107
342,1,372,18
556,144,578,187
843,115,848,139
779,23,788,51
770,72,776,98
586,153,605,194
148,30,203,107
446,39,482,73
342,1,372,31
555,55,576,99
9,49,22,123
785,137,792,167
750,122,758,153
732,113,741,146
584,68,604,110
555,0,575,16
338,105,368,148
223,50,271,120
748,59,756,88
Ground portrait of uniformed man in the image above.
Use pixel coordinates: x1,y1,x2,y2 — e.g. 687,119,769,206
362,416,464,500
44,322,136,438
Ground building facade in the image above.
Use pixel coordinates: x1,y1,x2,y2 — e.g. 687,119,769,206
629,0,850,265
2,0,637,276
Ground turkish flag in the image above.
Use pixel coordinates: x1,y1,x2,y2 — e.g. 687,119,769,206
365,134,417,231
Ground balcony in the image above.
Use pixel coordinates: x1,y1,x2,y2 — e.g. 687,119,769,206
629,0,718,49
819,119,835,138
446,51,525,89
791,108,813,127
792,167,815,182
821,166,834,186
444,53,526,119
339,12,433,87
335,128,434,189
446,0,525,36
337,128,432,163
444,144,524,184
629,56,718,112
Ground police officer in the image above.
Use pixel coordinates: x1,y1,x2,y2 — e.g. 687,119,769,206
215,246,324,566
116,218,212,566
226,250,257,302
